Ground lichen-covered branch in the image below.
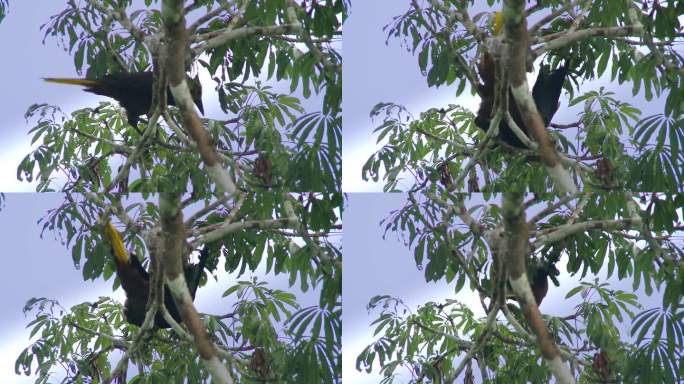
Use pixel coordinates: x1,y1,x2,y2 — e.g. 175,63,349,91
162,0,237,196
158,192,233,384
502,191,575,384
502,1,576,194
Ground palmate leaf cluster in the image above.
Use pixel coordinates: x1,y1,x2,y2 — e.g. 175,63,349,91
41,0,343,115
16,188,341,381
20,0,342,194
12,0,342,382
36,192,341,308
364,0,683,193
363,88,684,193
20,81,340,195
16,276,340,383
358,193,683,383
359,10,683,378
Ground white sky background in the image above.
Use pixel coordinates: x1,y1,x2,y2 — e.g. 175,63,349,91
0,0,679,383
0,1,70,192
343,1,669,192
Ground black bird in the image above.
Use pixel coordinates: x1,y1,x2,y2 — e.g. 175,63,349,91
527,260,560,306
43,72,204,127
103,220,208,328
503,260,560,306
475,57,569,148
533,64,570,127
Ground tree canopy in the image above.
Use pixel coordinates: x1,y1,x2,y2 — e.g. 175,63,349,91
356,1,683,384
357,192,683,383
12,0,343,383
363,0,683,194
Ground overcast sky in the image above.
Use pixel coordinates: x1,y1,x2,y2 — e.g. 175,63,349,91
0,193,324,383
0,0,329,192
343,193,669,383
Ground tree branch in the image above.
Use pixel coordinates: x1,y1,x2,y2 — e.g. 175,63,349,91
502,191,575,384
502,1,576,193
163,0,238,198
157,192,233,384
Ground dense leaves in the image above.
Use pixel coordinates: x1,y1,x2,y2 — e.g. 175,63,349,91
13,0,342,382
0,0,8,24
358,192,683,382
359,7,683,381
364,1,683,193
16,280,335,384
19,189,341,381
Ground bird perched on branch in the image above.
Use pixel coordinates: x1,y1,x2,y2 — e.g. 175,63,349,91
102,220,209,328
502,259,560,306
43,71,204,128
475,57,569,148
474,12,569,148
532,64,569,127
527,260,560,306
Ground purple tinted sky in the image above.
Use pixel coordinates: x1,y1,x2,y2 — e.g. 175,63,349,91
0,3,330,382
0,194,113,383
343,0,471,192
0,193,323,383
0,0,677,382
0,1,73,191
343,193,461,383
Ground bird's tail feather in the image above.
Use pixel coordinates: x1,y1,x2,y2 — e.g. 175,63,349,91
43,77,99,87
103,220,130,266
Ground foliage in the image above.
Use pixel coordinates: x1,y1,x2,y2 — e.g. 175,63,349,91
0,0,7,24
358,192,684,382
21,0,344,193
16,277,339,384
13,0,342,382
14,192,341,382
363,0,684,193
358,4,684,380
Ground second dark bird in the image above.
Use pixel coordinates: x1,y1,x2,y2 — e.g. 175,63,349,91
43,71,204,127
528,260,560,306
475,53,569,149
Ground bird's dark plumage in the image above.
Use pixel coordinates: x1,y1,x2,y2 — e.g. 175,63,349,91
528,261,560,306
44,71,204,127
504,260,559,306
475,57,568,148
530,268,550,306
103,220,207,328
532,64,569,127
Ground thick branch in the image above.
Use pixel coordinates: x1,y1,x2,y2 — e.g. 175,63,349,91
534,217,642,248
193,24,298,56
158,192,233,384
162,0,237,197
159,4,234,382
502,190,574,384
191,217,294,246
534,24,643,58
502,1,576,193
